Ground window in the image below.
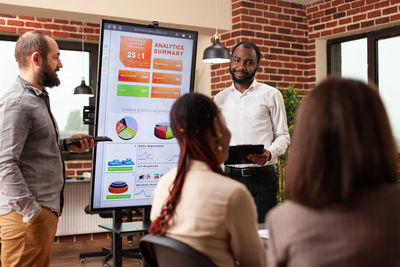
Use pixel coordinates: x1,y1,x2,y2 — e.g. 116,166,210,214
328,27,400,152
0,35,98,159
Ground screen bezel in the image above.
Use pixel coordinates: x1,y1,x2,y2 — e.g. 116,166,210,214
90,19,198,212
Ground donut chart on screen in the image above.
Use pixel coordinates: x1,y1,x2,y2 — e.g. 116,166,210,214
116,116,138,140
154,122,174,139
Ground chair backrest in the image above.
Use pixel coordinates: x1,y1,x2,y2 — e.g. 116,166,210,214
139,234,218,267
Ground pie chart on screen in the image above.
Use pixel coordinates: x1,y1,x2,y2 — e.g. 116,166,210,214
154,122,174,139
116,116,138,140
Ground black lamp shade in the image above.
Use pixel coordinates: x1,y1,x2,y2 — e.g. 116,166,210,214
74,79,93,95
203,38,230,64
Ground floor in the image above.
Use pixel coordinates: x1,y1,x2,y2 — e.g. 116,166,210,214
50,236,142,267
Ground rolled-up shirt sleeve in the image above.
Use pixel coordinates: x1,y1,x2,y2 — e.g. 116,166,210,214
266,90,290,162
0,98,41,222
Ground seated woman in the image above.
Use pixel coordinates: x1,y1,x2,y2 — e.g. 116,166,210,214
150,93,266,267
266,77,400,266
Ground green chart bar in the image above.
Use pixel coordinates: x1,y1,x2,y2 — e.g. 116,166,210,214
106,194,131,199
117,84,149,97
108,166,133,171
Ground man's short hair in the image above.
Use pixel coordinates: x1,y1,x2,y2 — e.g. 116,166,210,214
15,31,49,69
231,41,261,64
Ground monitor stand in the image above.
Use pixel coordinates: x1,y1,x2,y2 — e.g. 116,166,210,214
99,207,151,267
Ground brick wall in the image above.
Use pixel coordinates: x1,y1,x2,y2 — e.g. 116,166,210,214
211,0,400,96
0,14,100,41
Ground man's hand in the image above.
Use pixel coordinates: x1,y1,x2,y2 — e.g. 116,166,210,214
247,149,271,166
66,134,96,153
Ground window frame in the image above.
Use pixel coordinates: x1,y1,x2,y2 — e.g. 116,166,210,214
0,34,98,161
327,26,400,154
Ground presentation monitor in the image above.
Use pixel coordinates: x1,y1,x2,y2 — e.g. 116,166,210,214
90,19,198,211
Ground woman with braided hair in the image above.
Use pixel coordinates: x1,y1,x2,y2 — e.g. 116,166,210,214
150,93,266,267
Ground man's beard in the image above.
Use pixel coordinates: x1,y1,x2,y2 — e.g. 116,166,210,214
229,65,257,85
37,61,60,88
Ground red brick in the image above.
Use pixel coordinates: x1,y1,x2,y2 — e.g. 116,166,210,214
321,16,331,22
7,20,24,26
339,17,352,25
321,29,333,37
86,35,99,41
338,3,351,12
0,14,16,18
283,8,296,15
83,162,92,169
76,234,92,241
264,25,277,32
66,162,83,169
255,3,267,9
361,20,374,28
255,18,268,24
37,17,52,22
368,10,381,19
360,4,374,13
307,6,319,13
242,15,254,22
0,19,5,25
347,8,360,16
327,21,337,28
249,9,262,16
17,28,34,34
374,0,390,8
333,26,346,34
93,233,109,240
26,22,42,28
351,0,364,8
270,62,282,68
376,17,390,25
391,0,400,3
58,236,74,242
353,14,366,22
332,0,344,6
18,16,34,20
383,6,397,15
70,21,82,25
54,19,68,24
53,31,69,38
390,13,400,21
313,10,324,19
44,24,61,30
309,32,320,39
270,19,283,26
0,26,16,33
347,23,360,31
61,25,77,32
65,170,76,177
366,0,380,4
270,6,282,12
249,24,262,31
264,11,277,19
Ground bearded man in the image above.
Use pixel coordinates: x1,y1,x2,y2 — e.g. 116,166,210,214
0,31,95,267
214,41,290,223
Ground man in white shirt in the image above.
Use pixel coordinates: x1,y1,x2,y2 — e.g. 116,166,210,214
214,42,290,223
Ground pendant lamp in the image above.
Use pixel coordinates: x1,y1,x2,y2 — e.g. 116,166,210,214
202,0,230,64
74,22,93,95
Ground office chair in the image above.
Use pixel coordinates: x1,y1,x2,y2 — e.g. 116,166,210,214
139,234,218,267
79,205,142,267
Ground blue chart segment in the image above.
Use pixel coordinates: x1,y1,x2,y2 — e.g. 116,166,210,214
137,144,180,164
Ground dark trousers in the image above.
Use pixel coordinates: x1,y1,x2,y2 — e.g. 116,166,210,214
225,168,278,223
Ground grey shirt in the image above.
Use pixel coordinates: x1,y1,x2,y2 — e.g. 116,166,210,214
0,77,65,222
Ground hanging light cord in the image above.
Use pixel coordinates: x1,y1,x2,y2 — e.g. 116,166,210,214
81,22,85,80
215,0,218,34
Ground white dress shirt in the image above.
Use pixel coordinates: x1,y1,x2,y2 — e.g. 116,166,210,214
214,79,290,166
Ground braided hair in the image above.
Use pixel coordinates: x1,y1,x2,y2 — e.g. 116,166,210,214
149,93,224,236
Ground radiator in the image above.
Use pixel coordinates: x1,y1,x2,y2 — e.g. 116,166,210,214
56,181,112,236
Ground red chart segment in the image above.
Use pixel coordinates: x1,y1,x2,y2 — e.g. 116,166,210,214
154,122,174,139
